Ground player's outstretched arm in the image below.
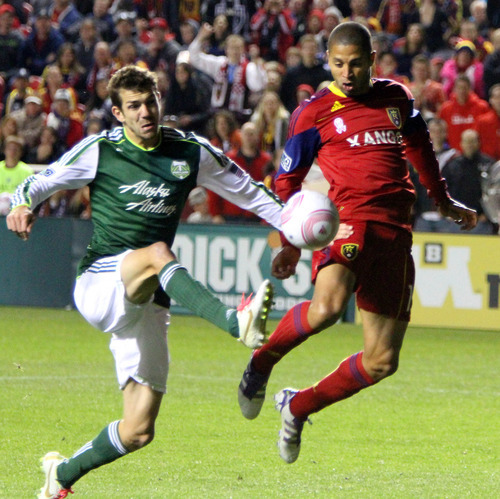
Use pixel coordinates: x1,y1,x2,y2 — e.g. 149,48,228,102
6,205,35,240
438,197,478,231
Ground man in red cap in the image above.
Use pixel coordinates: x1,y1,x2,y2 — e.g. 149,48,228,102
144,17,181,72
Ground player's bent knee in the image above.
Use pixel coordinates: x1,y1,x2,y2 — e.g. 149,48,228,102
365,354,399,381
147,242,176,269
123,429,155,452
308,300,344,330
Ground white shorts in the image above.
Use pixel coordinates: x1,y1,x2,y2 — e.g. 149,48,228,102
74,251,170,393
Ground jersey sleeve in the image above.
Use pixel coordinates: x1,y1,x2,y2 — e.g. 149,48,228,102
195,140,283,229
10,138,100,210
403,106,449,205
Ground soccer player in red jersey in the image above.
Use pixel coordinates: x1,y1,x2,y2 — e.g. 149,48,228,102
238,21,478,464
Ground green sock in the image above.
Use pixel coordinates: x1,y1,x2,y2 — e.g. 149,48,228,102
159,261,239,337
57,420,128,489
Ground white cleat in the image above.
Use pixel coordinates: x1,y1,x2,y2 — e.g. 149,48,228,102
38,452,72,499
274,388,311,464
236,279,274,349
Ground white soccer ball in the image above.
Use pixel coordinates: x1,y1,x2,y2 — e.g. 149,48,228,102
281,190,340,250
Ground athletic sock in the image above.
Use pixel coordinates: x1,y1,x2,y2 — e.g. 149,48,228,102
158,261,238,337
56,420,128,489
290,351,376,420
252,301,315,376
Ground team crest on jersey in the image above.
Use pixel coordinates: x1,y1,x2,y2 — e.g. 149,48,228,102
330,101,345,113
341,243,359,260
386,108,402,128
280,151,292,172
171,160,190,179
333,117,346,134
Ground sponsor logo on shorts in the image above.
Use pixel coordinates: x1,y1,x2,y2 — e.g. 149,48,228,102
341,243,359,260
171,160,190,179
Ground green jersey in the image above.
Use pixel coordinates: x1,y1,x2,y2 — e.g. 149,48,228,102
11,126,283,275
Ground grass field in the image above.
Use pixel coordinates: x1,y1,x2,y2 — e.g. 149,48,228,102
0,306,498,498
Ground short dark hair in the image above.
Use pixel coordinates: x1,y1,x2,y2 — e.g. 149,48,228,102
108,65,158,108
327,21,372,54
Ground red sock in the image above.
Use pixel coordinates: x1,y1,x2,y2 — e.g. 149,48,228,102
252,301,315,376
290,352,375,420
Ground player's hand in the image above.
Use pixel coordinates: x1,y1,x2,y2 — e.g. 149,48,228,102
438,197,478,231
334,223,353,240
6,205,35,240
271,245,301,280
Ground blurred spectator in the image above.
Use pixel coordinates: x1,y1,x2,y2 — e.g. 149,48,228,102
207,121,271,223
296,83,314,105
85,116,105,136
468,0,489,39
316,6,343,56
178,19,199,49
50,0,83,43
22,8,65,76
284,46,302,69
306,9,324,37
438,75,489,151
144,17,181,73
112,40,149,71
482,160,500,232
186,186,214,224
483,29,500,98
0,3,24,83
429,55,444,83
346,0,382,32
412,117,458,231
45,88,84,149
453,18,492,63
46,43,86,102
204,14,230,56
393,23,428,79
36,186,91,218
5,68,35,115
407,54,446,120
0,135,32,215
40,65,79,115
264,60,284,93
189,24,267,123
250,90,290,154
10,94,46,150
289,0,309,43
201,0,254,40
474,84,500,161
441,128,495,234
164,61,212,136
86,41,113,97
25,125,65,164
377,0,417,38
250,0,296,63
208,109,241,153
74,18,101,85
280,34,331,114
407,0,451,55
441,40,485,99
110,10,140,56
375,51,410,85
87,0,116,43
84,70,113,129
487,0,500,30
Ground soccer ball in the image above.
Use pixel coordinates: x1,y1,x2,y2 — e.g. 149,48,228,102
281,190,339,250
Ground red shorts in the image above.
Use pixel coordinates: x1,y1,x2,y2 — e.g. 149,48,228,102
311,222,415,321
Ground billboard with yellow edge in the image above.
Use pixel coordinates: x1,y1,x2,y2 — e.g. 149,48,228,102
411,233,499,331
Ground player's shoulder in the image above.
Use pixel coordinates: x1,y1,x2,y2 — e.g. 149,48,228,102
289,86,333,134
372,78,413,100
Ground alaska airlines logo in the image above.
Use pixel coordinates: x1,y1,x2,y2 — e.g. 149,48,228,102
347,130,403,147
118,180,176,215
331,101,345,112
386,108,402,128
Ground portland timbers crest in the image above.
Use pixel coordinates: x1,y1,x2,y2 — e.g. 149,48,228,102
341,243,359,260
171,160,190,179
386,108,402,128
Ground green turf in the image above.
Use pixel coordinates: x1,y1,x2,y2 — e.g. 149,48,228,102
0,306,498,498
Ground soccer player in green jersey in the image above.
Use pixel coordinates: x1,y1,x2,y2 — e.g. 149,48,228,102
7,66,282,498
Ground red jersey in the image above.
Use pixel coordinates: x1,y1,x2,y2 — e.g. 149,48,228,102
276,79,448,231
474,109,500,160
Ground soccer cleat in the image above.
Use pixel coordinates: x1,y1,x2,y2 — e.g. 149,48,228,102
38,452,73,499
274,388,311,464
238,358,269,419
236,279,274,349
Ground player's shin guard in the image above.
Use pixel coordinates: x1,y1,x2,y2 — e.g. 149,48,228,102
290,352,376,420
56,421,129,489
252,301,316,375
159,261,238,336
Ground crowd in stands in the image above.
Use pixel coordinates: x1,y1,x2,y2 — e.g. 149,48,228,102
0,0,499,233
